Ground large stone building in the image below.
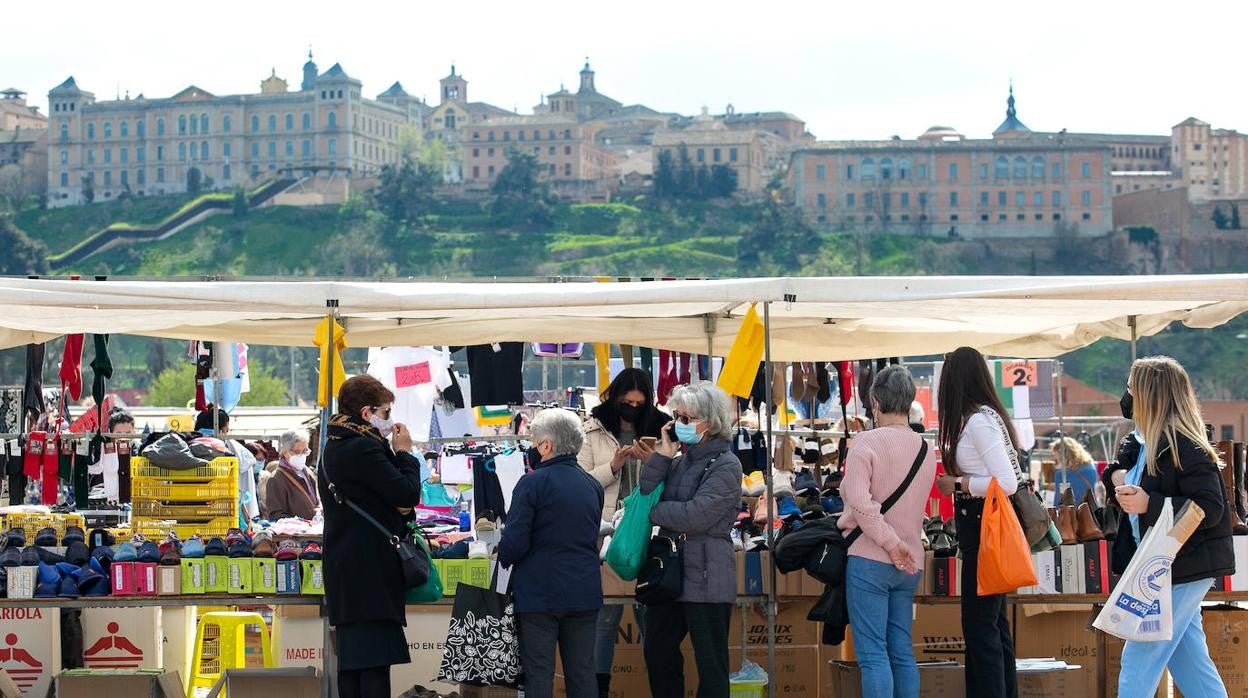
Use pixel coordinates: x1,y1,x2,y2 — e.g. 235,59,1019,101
0,88,46,131
652,114,773,193
46,54,423,207
462,116,617,196
0,88,49,202
789,88,1114,238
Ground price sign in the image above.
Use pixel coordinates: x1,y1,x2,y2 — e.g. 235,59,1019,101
395,362,432,388
1001,360,1038,388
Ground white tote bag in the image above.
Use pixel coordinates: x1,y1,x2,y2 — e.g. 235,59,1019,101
1093,498,1205,641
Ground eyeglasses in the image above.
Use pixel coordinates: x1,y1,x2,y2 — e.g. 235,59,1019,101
371,406,392,419
672,413,701,424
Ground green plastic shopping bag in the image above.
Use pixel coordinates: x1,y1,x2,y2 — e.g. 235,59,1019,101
605,483,665,581
404,527,444,604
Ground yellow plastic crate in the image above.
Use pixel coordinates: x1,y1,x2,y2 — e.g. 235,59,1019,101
132,516,238,540
131,455,237,481
131,478,236,500
131,499,238,519
4,512,86,540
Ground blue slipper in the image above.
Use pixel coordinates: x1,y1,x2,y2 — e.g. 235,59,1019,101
137,541,161,563
65,541,90,566
115,542,137,562
0,547,19,568
181,536,205,559
204,537,228,557
20,547,40,566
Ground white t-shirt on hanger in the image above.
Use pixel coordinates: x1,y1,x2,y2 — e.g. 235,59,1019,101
367,346,453,441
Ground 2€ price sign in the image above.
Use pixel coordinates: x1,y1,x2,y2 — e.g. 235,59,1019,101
1002,360,1038,388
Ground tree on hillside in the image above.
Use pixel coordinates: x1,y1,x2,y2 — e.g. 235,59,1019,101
654,149,676,198
709,165,738,198
146,361,290,407
81,175,94,204
0,164,36,210
321,214,397,277
653,144,737,200
737,179,817,273
490,149,556,230
1212,205,1229,230
1232,203,1242,230
0,215,50,275
374,155,439,223
187,167,203,196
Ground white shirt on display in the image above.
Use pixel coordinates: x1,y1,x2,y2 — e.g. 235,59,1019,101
367,346,453,441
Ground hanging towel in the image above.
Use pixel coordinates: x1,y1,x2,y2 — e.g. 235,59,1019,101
89,335,112,408
639,347,654,377
59,334,85,401
717,304,765,399
314,318,348,407
657,350,677,404
24,343,45,424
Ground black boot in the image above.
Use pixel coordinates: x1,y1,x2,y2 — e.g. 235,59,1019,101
597,672,611,698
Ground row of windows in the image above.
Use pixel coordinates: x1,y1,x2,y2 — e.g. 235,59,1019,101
73,137,354,165
73,111,346,141
834,211,1093,224
823,158,1095,182
472,129,576,143
473,145,574,158
1115,146,1163,159
472,163,574,179
839,190,1094,209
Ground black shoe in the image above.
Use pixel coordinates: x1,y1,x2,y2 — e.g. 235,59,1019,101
20,547,40,566
0,547,19,568
65,541,90,566
4,528,26,549
33,527,58,547
89,528,116,551
63,526,86,546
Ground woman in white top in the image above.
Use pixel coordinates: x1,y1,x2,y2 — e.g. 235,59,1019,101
935,346,1021,698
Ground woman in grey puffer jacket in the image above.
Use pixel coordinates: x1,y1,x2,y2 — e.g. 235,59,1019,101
635,382,743,698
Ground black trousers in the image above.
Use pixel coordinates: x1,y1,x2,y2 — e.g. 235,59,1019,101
337,667,389,698
642,602,731,698
956,495,1017,698
518,610,598,698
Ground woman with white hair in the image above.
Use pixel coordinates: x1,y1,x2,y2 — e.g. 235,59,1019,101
633,382,744,698
264,430,318,520
498,409,605,698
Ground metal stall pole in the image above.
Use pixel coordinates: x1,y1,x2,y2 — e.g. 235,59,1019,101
762,301,777,698
320,298,339,698
704,313,718,383
1055,359,1066,444
1128,315,1138,363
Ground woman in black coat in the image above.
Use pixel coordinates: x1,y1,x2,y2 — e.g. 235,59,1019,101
318,375,422,698
1100,356,1233,698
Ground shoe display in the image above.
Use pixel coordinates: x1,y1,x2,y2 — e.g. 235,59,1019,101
299,543,323,560
772,469,795,498
793,469,819,496
204,537,228,557
1075,502,1105,542
33,527,58,547
599,535,612,561
181,535,205,559
475,517,497,533
3,528,25,549
776,496,801,521
731,528,744,552
225,528,249,547
115,541,138,562
797,495,825,520
252,531,277,558
137,541,161,563
55,563,80,599
62,526,86,546
88,528,115,551
158,540,181,566
65,541,90,566
1233,442,1247,533
227,539,254,558
1059,486,1076,509
0,547,19,567
20,547,40,566
1216,441,1248,535
274,540,302,562
1056,505,1078,545
34,562,60,598
75,560,109,597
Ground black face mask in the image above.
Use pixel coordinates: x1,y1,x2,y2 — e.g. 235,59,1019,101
617,403,643,423
1119,391,1133,420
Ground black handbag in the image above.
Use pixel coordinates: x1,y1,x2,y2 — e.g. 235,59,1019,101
322,464,430,589
634,534,685,605
634,453,721,606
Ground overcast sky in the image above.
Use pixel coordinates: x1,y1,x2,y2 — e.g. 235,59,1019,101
6,0,1243,141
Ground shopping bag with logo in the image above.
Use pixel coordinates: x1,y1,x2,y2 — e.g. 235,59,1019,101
605,482,665,581
977,477,1037,595
1094,499,1205,641
437,581,522,687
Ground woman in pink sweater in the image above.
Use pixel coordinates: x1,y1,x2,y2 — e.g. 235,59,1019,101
837,365,938,697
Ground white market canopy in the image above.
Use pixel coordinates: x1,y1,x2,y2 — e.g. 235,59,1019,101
0,275,1245,361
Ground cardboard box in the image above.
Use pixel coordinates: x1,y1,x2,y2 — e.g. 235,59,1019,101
1029,551,1059,594
1013,607,1103,698
394,607,457,697
1059,544,1085,594
272,607,324,671
1231,536,1248,592
300,560,324,595
157,566,181,596
601,565,635,597
180,559,206,594
829,661,965,697
1083,540,1110,595
742,552,764,596
1017,667,1086,697
82,607,163,670
0,605,61,697
275,560,301,595
930,557,959,596
909,600,1015,664
227,559,253,594
1174,606,1248,698
442,559,467,596
458,685,516,698
204,667,320,697
465,558,490,590
205,556,228,593
5,566,34,599
252,559,277,594
55,669,184,698
111,561,140,596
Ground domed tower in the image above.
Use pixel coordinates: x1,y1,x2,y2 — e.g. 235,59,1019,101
440,64,467,104
992,82,1031,139
301,50,318,92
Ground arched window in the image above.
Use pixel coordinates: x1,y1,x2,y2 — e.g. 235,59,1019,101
179,115,187,135
251,115,260,132
268,114,277,132
200,114,208,133
223,115,231,133
880,158,893,179
87,122,95,139
898,158,911,180
201,141,209,159
190,116,198,135
1032,156,1045,178
1012,156,1027,178
302,113,311,130
136,121,145,138
327,112,337,129
157,118,165,136
120,121,128,138
103,122,112,139
178,142,186,160
995,156,1008,178
861,157,877,179
60,123,68,140
285,114,294,131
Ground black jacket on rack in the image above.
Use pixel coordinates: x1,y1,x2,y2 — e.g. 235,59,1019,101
1101,432,1235,585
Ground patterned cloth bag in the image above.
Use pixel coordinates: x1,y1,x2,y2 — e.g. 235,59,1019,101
437,582,522,688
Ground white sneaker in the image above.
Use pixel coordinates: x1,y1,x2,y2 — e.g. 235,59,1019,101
468,541,489,559
600,535,612,561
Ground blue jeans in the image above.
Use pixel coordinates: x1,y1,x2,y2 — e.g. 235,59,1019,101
594,604,624,674
1118,579,1227,698
846,556,922,698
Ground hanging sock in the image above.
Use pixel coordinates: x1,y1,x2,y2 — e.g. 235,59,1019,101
59,335,85,402
89,335,112,406
100,441,119,503
194,341,210,411
678,353,692,385
698,355,710,381
639,347,654,377
313,318,348,408
117,439,132,503
73,449,90,511
657,350,677,404
58,438,72,480
41,433,59,504
24,343,46,425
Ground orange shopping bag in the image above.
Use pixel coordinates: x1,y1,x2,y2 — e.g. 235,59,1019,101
977,477,1037,595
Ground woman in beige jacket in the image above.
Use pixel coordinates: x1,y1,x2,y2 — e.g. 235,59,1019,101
577,367,667,698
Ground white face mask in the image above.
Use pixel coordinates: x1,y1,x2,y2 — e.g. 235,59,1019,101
369,411,394,437
288,453,308,469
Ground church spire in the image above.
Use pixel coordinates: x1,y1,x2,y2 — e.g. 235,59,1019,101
992,80,1030,137
1006,80,1016,119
